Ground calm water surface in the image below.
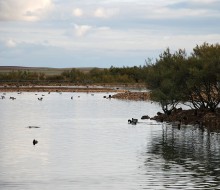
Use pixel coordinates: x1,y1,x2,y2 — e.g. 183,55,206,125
0,92,220,190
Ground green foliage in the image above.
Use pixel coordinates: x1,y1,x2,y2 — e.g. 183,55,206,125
146,43,220,113
146,48,187,114
62,68,86,83
0,70,45,81
0,66,146,84
185,43,220,111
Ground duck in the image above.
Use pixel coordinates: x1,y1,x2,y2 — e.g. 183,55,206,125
33,139,38,145
128,118,138,125
28,126,40,129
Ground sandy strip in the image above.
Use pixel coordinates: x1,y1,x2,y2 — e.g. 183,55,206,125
0,86,126,93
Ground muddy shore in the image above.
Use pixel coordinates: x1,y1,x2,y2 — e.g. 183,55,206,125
0,86,126,93
111,91,151,101
151,108,220,132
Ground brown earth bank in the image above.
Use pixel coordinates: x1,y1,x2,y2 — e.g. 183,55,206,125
151,108,220,132
0,82,146,92
0,82,146,88
111,91,151,101
0,85,126,93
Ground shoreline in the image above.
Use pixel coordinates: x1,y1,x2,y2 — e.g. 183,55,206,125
151,108,220,132
0,83,147,93
1,87,219,131
0,86,126,93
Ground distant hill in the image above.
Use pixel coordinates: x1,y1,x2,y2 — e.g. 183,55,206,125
0,66,103,76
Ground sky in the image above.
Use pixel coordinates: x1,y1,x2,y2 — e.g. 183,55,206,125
0,0,220,68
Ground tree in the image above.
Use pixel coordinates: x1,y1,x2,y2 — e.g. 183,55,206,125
146,48,187,114
185,43,220,111
146,43,220,113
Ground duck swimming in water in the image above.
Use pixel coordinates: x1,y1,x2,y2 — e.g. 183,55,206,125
33,139,38,145
128,118,138,125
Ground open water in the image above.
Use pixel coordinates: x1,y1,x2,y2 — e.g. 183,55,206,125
0,92,220,189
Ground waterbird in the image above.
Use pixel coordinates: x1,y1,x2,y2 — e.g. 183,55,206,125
128,118,138,125
28,126,40,129
33,139,38,145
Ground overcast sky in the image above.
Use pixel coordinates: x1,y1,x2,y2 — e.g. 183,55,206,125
0,0,220,68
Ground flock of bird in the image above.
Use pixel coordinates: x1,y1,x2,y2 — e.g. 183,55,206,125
1,91,140,146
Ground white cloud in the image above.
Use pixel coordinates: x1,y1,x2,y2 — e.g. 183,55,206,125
94,8,106,18
0,0,53,21
5,39,17,48
74,24,92,37
73,8,83,17
94,7,119,18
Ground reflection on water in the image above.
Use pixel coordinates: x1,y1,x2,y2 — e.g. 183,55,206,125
0,92,220,189
146,125,220,189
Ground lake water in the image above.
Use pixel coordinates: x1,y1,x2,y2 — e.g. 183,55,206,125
0,92,220,190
